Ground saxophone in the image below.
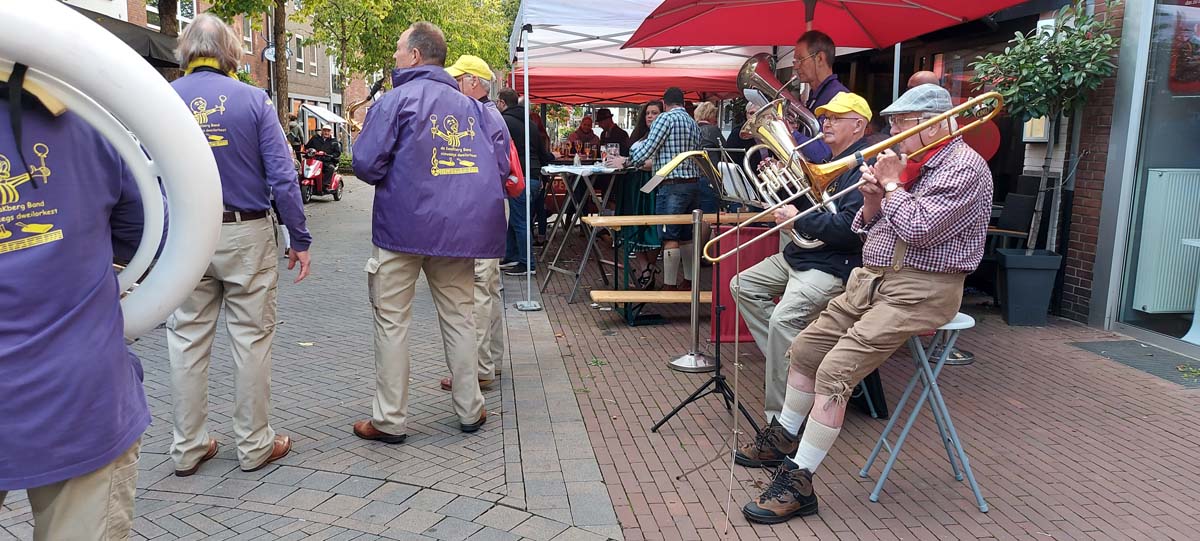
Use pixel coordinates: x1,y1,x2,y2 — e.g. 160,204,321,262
347,78,386,133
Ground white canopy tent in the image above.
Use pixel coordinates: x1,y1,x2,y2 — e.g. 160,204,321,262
505,0,863,308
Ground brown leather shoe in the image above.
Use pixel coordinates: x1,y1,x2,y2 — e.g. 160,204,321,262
742,461,819,523
352,419,407,444
241,435,292,472
735,417,799,468
440,377,497,391
461,408,487,433
174,439,218,477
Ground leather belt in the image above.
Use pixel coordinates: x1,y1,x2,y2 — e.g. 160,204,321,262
659,177,698,185
222,209,269,223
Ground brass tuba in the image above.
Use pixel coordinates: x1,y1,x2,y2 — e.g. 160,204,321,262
1,1,223,339
737,53,830,249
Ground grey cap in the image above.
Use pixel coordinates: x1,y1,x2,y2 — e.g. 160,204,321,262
880,83,953,116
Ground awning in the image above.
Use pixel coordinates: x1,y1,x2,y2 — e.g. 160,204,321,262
69,6,177,68
302,104,346,125
512,66,741,105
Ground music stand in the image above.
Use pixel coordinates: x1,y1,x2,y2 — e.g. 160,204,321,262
653,210,761,435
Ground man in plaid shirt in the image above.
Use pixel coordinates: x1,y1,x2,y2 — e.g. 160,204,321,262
609,87,708,289
742,84,993,524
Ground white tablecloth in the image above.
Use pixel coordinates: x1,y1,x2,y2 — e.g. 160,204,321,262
541,165,620,177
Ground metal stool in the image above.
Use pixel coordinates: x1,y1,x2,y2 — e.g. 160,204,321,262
859,312,989,512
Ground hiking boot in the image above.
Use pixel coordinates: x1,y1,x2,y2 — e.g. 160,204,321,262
735,417,798,468
742,461,819,524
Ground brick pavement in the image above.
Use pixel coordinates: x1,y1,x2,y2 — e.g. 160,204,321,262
536,231,1200,540
0,182,618,541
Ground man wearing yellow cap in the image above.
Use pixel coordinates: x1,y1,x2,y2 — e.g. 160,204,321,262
441,54,507,394
730,91,872,472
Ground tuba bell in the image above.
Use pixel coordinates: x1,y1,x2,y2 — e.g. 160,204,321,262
736,53,831,249
2,1,223,339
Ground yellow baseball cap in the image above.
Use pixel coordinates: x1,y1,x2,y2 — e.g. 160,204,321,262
814,91,873,121
445,55,493,80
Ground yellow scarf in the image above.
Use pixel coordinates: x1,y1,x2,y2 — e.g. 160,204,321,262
184,57,236,78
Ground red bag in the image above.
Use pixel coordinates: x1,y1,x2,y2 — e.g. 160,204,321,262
504,140,525,198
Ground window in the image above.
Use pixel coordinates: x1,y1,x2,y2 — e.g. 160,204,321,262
294,36,304,72
308,45,317,76
145,0,195,31
242,17,253,54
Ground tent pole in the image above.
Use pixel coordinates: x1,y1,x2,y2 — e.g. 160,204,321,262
517,21,542,312
892,43,901,101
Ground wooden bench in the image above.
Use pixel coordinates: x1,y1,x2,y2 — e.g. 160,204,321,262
590,290,712,305
580,212,764,230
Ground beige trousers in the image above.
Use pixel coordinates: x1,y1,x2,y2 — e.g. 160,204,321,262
166,217,279,470
367,248,484,433
788,266,964,401
474,258,504,381
729,253,844,420
0,440,140,541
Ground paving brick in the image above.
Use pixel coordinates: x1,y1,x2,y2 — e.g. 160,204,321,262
368,482,422,505
242,482,299,505
474,506,532,532
389,508,446,534
262,465,314,486
424,516,484,541
277,488,335,511
405,490,458,512
438,497,494,521
511,516,570,541
299,471,352,491
332,476,387,498
313,494,371,517
466,526,521,541
350,500,407,525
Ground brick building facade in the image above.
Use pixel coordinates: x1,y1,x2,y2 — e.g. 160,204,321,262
1061,0,1125,323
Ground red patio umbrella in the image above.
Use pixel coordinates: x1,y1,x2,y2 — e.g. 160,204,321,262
512,66,742,105
625,0,1032,49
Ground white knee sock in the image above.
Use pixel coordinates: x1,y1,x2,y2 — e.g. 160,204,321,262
778,386,815,436
680,243,695,281
663,248,681,286
788,418,841,473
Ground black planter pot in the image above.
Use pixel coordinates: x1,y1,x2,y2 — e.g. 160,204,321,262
996,248,1063,326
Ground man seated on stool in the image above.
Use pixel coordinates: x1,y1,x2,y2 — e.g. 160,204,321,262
731,92,869,467
741,84,993,524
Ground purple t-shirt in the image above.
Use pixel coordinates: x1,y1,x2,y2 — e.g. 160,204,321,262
171,71,312,251
0,98,149,490
796,74,850,163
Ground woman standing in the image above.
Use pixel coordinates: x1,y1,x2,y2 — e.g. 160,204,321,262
693,102,725,214
617,100,664,288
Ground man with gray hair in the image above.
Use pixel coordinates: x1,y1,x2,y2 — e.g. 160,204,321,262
352,22,509,443
741,83,992,524
792,30,848,163
168,13,312,476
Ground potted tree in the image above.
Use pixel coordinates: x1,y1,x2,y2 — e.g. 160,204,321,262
971,0,1119,325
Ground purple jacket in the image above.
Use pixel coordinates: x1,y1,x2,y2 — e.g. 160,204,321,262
172,70,312,251
353,66,509,258
0,99,149,490
796,74,850,163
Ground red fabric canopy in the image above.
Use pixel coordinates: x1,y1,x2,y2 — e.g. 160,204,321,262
513,66,741,105
626,0,1031,49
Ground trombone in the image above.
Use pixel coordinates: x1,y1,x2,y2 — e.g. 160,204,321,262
702,91,1003,262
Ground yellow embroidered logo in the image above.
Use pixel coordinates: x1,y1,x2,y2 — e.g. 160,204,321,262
429,114,480,177
191,95,228,124
0,143,62,254
0,143,50,206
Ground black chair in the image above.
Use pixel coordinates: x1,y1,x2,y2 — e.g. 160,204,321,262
985,193,1037,256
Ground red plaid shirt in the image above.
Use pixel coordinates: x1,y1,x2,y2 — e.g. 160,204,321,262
851,137,993,273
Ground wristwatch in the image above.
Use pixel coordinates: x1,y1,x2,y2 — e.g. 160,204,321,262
884,181,899,193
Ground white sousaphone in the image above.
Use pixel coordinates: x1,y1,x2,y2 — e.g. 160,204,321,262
1,1,222,339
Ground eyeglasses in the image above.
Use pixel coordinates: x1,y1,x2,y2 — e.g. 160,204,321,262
887,115,925,129
794,51,820,66
821,116,857,125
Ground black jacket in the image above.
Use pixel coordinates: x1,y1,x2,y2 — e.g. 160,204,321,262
500,105,553,175
304,135,341,162
781,137,869,282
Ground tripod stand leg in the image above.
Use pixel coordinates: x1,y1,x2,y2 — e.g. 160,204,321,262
651,376,719,433
714,376,762,435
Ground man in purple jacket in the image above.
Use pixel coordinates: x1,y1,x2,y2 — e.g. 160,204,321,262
352,22,509,443
0,69,147,538
792,30,849,163
166,14,312,476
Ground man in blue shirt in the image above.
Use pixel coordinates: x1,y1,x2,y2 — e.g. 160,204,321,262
792,31,849,163
167,14,312,476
